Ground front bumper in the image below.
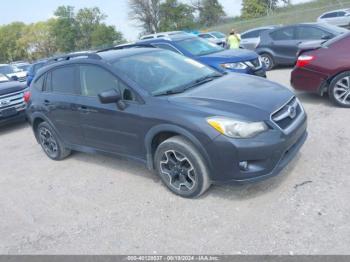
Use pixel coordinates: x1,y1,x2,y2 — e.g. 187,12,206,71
205,116,307,184
0,109,26,126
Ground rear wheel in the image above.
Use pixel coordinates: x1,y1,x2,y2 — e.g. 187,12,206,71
329,71,350,108
260,53,274,70
36,122,71,160
154,136,211,198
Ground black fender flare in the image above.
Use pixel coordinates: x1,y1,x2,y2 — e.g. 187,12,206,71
144,124,213,172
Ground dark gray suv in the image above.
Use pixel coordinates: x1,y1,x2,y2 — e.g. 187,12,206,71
26,48,307,198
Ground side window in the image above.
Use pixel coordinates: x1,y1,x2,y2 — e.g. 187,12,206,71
270,27,295,41
51,66,77,94
242,29,264,39
337,11,346,17
322,12,337,18
152,43,181,54
199,34,212,39
79,65,135,101
32,75,45,91
296,26,331,40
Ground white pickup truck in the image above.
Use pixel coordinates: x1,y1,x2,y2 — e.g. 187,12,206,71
0,64,27,82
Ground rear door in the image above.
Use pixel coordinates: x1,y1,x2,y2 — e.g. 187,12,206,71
43,65,84,145
269,26,299,64
241,29,265,50
76,64,143,157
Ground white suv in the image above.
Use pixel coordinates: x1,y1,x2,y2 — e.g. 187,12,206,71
317,9,350,27
140,31,190,40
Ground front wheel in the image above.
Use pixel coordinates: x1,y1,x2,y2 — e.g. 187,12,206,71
154,136,211,198
329,71,350,108
260,53,275,71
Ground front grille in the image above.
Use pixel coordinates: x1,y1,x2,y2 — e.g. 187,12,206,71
0,91,26,117
246,58,262,69
18,76,26,82
271,97,304,133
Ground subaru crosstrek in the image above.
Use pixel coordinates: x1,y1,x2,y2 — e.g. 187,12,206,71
26,48,307,198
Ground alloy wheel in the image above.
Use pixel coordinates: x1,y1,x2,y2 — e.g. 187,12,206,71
159,150,196,192
261,55,271,69
333,76,350,105
39,127,58,158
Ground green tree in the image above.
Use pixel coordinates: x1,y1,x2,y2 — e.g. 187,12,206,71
0,22,27,62
129,0,161,34
159,0,196,31
51,6,78,52
19,20,57,60
241,0,289,18
91,24,125,48
75,7,107,50
195,0,226,27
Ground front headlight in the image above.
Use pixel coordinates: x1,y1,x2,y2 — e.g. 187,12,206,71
221,62,248,70
207,117,268,138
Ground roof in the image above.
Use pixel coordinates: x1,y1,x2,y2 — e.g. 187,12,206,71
322,8,350,13
96,47,158,62
138,34,195,44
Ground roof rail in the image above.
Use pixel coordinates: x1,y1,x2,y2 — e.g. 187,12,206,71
47,52,101,64
97,43,155,53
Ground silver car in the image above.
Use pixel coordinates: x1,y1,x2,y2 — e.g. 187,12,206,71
240,26,280,50
317,9,350,28
198,31,227,47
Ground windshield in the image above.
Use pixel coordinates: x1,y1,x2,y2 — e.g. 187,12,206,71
211,32,226,38
16,64,30,71
0,65,16,75
176,37,224,56
323,32,350,47
112,50,220,96
0,73,9,83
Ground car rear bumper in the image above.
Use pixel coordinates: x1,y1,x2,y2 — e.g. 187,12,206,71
291,67,328,93
206,115,307,184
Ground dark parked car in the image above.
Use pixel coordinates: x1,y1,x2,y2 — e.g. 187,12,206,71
291,32,350,107
26,49,307,198
134,34,266,77
26,60,47,87
0,74,28,126
240,25,280,50
256,23,348,70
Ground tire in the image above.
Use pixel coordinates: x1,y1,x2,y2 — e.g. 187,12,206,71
36,122,71,160
260,53,275,71
154,136,211,198
328,71,350,108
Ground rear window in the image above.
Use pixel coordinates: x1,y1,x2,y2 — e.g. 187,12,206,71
50,66,77,94
323,32,350,47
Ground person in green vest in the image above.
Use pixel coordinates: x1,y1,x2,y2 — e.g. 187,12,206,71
227,29,241,49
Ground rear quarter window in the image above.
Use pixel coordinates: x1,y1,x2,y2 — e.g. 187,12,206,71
50,66,78,95
32,75,45,91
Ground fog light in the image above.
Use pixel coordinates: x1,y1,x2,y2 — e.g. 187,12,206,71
239,161,249,171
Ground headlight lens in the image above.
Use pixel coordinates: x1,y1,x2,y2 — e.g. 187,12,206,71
221,62,248,70
207,117,268,138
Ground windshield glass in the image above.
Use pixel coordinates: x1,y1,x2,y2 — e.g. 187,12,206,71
0,73,9,83
0,65,16,75
16,64,30,71
211,32,226,38
176,37,224,56
323,32,350,47
112,50,219,96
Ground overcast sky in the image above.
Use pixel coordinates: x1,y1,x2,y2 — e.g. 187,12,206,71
0,0,311,40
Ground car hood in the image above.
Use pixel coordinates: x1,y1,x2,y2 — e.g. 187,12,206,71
198,49,258,63
168,74,294,121
0,81,27,96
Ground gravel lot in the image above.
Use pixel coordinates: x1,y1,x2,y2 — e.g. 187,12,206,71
0,69,349,255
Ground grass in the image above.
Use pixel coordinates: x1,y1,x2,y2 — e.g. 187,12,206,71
208,0,350,34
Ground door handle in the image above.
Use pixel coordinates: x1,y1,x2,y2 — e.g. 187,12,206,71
44,100,51,106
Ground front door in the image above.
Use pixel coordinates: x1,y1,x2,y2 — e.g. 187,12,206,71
76,64,143,158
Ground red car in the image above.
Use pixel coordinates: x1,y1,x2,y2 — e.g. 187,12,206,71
291,32,350,107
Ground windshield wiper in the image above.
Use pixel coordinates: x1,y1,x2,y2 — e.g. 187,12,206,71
153,73,223,97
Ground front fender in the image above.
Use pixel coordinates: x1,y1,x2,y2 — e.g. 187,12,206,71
144,124,213,173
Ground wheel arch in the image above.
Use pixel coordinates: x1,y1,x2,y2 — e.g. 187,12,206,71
30,113,60,143
144,124,213,172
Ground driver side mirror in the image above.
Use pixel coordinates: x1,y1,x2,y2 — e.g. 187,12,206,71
98,89,126,110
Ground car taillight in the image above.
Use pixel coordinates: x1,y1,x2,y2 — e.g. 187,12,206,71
296,55,315,68
23,91,31,103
